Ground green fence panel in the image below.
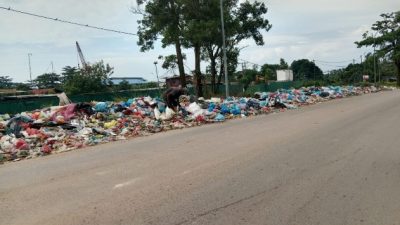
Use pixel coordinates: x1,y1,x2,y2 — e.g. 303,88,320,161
0,96,59,114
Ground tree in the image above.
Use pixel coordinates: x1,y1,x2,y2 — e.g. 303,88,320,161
260,59,288,81
325,61,366,85
62,61,114,95
341,63,363,84
291,59,323,81
0,76,13,89
158,54,186,75
135,0,271,96
279,58,289,69
378,58,397,81
15,83,31,91
355,11,400,86
134,0,187,87
202,0,272,93
239,69,258,90
117,80,132,91
34,73,61,89
263,67,275,81
261,63,279,81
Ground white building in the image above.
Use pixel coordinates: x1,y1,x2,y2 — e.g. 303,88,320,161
110,77,148,85
276,70,294,81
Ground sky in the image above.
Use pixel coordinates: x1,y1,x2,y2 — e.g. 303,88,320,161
0,0,399,82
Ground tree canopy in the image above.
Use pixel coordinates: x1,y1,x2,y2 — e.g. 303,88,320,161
291,59,323,81
356,11,400,85
34,73,61,89
135,0,187,87
62,61,113,95
200,0,272,94
135,0,271,96
0,76,13,89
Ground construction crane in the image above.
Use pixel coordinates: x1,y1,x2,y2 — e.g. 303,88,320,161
76,41,91,73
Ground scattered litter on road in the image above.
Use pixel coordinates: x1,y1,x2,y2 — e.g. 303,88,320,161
0,86,385,163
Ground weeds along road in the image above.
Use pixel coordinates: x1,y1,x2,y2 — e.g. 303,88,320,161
1,90,400,225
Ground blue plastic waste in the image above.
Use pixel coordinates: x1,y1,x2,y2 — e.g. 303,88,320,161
95,102,108,112
261,92,269,100
208,102,216,112
239,98,247,104
226,97,235,102
230,104,241,115
215,113,225,121
126,99,134,106
299,95,307,102
157,102,166,113
220,104,230,114
259,101,267,107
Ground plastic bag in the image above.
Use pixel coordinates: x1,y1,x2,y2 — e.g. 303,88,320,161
215,113,225,122
95,102,108,112
186,102,205,117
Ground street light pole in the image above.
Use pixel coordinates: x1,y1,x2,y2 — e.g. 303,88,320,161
360,55,363,83
373,45,377,86
220,0,229,98
378,58,381,83
154,61,161,97
372,32,378,86
28,53,33,86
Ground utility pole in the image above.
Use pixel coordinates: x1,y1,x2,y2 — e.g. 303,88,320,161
220,0,229,97
352,59,356,83
360,55,363,82
312,59,315,80
154,61,161,97
373,32,377,86
373,46,377,86
378,58,381,83
28,53,33,87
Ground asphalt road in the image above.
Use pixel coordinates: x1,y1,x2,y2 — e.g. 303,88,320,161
1,90,400,225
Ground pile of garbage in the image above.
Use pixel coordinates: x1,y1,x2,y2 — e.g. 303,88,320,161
0,86,381,163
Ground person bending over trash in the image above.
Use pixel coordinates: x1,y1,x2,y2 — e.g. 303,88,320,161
163,87,188,111
54,88,71,106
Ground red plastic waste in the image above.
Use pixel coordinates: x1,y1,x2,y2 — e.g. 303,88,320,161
41,145,52,154
15,139,29,150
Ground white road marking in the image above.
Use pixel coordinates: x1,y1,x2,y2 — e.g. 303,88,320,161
113,178,141,189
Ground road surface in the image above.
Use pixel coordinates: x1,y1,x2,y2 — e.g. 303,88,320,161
1,90,400,225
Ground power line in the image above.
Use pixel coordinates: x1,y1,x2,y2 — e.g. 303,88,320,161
314,59,353,64
238,58,355,69
320,64,348,68
238,58,262,67
0,6,137,36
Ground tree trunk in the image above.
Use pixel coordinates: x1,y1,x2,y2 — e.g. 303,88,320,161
175,40,186,87
207,46,220,94
217,59,223,90
194,44,203,97
210,56,217,94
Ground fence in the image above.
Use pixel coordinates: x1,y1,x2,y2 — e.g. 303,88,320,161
0,81,303,114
